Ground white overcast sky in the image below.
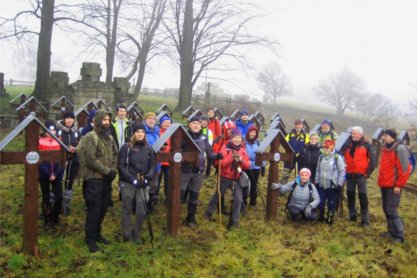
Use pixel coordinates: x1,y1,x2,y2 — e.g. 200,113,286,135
1,0,417,109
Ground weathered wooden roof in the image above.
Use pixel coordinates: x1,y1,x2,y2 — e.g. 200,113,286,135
152,123,201,153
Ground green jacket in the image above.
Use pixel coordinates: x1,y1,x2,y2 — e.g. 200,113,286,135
80,111,118,180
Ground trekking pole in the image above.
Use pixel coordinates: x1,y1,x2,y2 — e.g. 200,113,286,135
217,164,222,227
138,174,154,248
63,154,73,215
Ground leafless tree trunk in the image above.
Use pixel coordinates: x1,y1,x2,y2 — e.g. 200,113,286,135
121,0,167,99
33,0,55,101
315,68,364,116
257,62,292,105
164,0,274,112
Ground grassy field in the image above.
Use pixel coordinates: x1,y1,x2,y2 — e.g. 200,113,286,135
0,162,416,277
1,90,416,277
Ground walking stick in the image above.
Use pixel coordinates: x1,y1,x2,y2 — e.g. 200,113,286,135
248,169,266,209
63,154,73,215
217,164,222,227
138,174,154,248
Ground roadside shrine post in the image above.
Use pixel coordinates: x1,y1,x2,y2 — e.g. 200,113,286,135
0,113,69,256
51,96,74,119
187,109,203,121
371,128,384,167
9,93,28,109
248,114,261,131
156,104,173,117
16,96,48,122
254,111,265,130
152,123,201,234
255,129,294,221
83,100,99,112
74,108,89,129
213,108,224,120
182,105,195,119
126,102,144,123
94,98,110,111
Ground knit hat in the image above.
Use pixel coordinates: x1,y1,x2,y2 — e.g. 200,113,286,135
351,126,364,135
321,119,331,126
323,139,335,149
299,168,312,177
200,115,210,122
159,115,172,125
240,109,249,116
131,122,146,134
382,129,397,139
223,120,236,130
188,115,201,122
44,120,57,131
63,111,75,119
230,128,242,139
144,112,156,120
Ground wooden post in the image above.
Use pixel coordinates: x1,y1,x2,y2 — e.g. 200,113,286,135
0,113,69,256
255,129,293,221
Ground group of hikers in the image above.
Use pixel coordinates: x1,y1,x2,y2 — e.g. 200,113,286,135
37,106,413,253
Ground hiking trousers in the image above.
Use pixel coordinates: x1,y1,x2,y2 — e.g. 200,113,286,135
346,174,369,223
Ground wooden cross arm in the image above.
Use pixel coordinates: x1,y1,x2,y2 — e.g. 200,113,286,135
255,152,292,166
156,151,198,163
1,150,64,164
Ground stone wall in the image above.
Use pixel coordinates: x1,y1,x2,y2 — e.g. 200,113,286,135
46,62,131,115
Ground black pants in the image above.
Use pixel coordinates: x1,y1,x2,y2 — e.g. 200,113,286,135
83,179,111,244
243,169,260,204
158,165,169,202
39,178,63,222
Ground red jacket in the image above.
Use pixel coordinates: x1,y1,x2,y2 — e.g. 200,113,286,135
219,143,250,180
208,117,221,140
159,128,171,167
344,139,375,177
378,142,412,188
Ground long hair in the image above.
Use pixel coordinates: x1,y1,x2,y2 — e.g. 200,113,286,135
129,131,147,147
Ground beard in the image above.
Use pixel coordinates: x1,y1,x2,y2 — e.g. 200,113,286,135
99,126,111,139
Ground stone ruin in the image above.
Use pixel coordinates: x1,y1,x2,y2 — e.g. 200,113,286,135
46,62,132,118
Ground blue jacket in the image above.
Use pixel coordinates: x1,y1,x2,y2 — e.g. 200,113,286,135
145,124,160,146
235,119,253,137
39,161,63,181
244,139,265,169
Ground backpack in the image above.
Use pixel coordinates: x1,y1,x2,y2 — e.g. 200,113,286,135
395,144,416,175
285,181,314,215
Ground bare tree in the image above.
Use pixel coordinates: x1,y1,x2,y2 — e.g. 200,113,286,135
164,0,273,112
356,92,398,125
314,68,364,116
119,0,167,99
0,1,89,101
257,62,291,105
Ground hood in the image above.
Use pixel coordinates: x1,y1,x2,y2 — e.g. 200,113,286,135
57,119,78,133
94,110,112,132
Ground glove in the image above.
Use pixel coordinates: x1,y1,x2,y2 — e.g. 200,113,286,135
138,178,148,189
216,153,223,160
261,166,265,176
271,183,282,190
131,178,139,187
106,170,117,182
304,205,312,217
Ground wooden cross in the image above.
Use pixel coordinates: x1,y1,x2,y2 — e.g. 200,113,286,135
15,96,48,122
51,96,74,119
83,101,99,112
0,113,69,256
74,108,89,129
255,129,293,221
152,124,200,234
371,128,384,167
156,104,173,117
181,105,195,119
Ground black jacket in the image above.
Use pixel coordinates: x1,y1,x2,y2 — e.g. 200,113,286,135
299,143,321,180
118,141,156,183
181,130,217,173
57,120,80,165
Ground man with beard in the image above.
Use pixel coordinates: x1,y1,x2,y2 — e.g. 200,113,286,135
280,119,310,184
80,111,118,253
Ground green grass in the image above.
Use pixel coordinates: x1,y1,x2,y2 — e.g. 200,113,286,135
0,86,33,115
1,164,416,277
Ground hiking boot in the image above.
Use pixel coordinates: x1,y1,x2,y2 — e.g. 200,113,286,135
360,221,369,227
327,212,334,225
228,222,240,230
88,242,101,253
186,216,198,228
204,212,214,222
97,235,111,245
349,215,357,222
392,237,404,244
221,209,229,216
380,232,392,238
249,200,257,207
